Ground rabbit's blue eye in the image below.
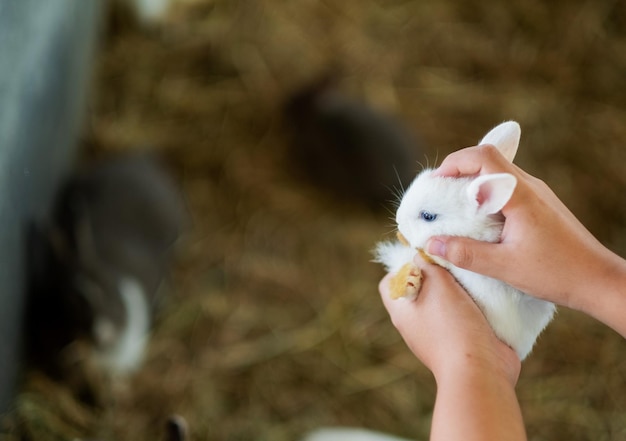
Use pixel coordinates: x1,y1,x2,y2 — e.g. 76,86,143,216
420,211,438,222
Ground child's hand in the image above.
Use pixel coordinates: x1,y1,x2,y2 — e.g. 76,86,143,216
379,255,521,386
427,144,626,335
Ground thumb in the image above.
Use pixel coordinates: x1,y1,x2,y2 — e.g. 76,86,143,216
426,235,505,278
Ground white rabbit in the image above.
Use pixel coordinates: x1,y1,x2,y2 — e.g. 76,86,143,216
375,121,556,360
301,427,412,441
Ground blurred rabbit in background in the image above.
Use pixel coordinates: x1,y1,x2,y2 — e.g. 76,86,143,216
25,152,186,382
116,0,174,26
284,73,425,209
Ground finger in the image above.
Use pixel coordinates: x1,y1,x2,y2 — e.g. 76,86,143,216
413,251,449,281
379,272,421,332
412,253,471,300
434,144,514,177
379,273,410,311
378,272,393,298
426,235,511,281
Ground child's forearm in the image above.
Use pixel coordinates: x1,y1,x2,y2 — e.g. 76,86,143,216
577,250,626,338
431,365,526,441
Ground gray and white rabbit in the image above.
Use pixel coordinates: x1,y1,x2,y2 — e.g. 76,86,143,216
375,121,555,360
26,152,186,377
122,0,173,25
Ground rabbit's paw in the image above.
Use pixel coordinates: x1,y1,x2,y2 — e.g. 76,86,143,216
389,262,422,300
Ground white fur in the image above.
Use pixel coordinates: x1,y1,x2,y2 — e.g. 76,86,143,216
467,173,517,215
479,120,520,161
93,277,150,375
128,0,172,24
374,241,417,273
375,121,555,360
301,427,413,441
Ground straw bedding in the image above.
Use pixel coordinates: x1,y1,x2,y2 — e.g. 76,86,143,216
6,0,626,440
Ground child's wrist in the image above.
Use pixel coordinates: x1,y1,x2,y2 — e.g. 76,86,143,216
577,253,626,337
433,342,521,388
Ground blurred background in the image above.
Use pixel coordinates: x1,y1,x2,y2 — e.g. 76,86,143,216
4,0,626,440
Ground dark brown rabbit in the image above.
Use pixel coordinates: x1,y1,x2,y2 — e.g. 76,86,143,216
284,73,423,208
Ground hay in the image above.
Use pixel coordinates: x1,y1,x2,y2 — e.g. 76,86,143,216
7,0,626,440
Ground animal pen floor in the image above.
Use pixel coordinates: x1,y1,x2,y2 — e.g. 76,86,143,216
6,0,626,440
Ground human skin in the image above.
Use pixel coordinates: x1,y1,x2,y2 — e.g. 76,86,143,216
426,144,626,338
379,256,526,441
378,143,626,440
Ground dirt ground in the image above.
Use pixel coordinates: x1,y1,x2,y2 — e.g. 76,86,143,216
7,0,626,440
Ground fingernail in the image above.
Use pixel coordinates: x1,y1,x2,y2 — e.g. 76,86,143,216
427,238,446,257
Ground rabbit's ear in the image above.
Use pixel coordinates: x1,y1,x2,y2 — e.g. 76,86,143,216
479,121,520,162
467,173,517,215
